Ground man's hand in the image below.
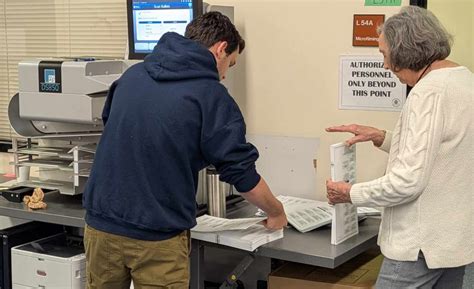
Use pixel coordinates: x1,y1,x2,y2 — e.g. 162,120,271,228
326,180,352,205
241,178,288,230
263,206,288,230
326,124,385,147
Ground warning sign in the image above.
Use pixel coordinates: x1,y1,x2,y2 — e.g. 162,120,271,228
339,55,406,111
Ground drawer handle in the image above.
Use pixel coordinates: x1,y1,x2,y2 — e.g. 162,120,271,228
36,270,47,276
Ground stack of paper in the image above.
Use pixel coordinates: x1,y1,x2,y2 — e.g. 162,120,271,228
191,215,283,251
280,196,333,233
330,142,359,245
192,224,283,251
257,195,333,233
191,214,266,232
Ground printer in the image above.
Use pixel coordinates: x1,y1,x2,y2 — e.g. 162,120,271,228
11,233,85,289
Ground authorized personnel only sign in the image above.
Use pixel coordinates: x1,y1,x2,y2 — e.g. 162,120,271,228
339,55,406,111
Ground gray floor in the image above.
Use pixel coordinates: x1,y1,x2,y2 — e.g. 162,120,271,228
464,263,474,289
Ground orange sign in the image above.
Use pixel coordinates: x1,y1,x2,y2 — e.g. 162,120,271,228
353,14,385,47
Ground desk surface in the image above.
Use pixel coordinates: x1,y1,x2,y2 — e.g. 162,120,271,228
0,187,380,269
0,190,85,227
226,202,380,268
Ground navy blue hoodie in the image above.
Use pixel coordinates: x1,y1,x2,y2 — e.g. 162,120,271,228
82,32,261,241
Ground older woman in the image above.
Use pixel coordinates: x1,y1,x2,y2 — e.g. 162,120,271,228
326,6,472,289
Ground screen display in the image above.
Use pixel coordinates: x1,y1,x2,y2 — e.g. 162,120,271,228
129,0,196,58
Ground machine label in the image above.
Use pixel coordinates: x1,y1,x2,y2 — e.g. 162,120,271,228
44,69,56,83
39,61,63,93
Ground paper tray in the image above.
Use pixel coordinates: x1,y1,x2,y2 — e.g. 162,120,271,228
0,186,58,203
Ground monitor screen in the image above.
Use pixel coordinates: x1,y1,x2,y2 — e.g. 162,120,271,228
127,0,202,59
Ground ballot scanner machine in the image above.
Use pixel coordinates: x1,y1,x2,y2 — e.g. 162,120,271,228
6,58,240,215
5,3,239,210
8,59,131,196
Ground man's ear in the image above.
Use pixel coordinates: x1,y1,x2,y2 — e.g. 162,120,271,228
215,41,228,59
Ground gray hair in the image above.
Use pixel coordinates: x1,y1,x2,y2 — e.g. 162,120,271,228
378,6,453,72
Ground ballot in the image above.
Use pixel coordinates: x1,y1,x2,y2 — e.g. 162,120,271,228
330,143,359,245
191,224,284,252
257,195,333,233
191,215,282,251
191,214,266,232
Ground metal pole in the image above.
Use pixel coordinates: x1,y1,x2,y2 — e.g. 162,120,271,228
190,239,205,289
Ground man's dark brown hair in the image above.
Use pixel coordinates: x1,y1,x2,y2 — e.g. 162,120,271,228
185,11,245,54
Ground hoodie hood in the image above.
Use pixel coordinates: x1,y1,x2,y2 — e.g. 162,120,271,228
144,32,219,81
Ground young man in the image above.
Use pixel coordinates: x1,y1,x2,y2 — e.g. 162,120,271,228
82,11,287,289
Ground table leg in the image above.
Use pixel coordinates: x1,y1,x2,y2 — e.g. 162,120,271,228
190,239,204,289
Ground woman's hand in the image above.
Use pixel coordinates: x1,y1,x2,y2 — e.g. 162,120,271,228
326,124,386,147
326,180,352,205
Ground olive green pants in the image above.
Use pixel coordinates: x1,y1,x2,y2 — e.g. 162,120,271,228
84,225,190,289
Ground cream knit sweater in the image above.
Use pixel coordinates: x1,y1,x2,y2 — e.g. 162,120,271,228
350,66,473,269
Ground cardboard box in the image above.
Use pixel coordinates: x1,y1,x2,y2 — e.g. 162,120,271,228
268,249,382,289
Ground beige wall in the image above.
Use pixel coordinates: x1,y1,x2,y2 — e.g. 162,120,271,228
429,0,473,71
208,0,410,199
